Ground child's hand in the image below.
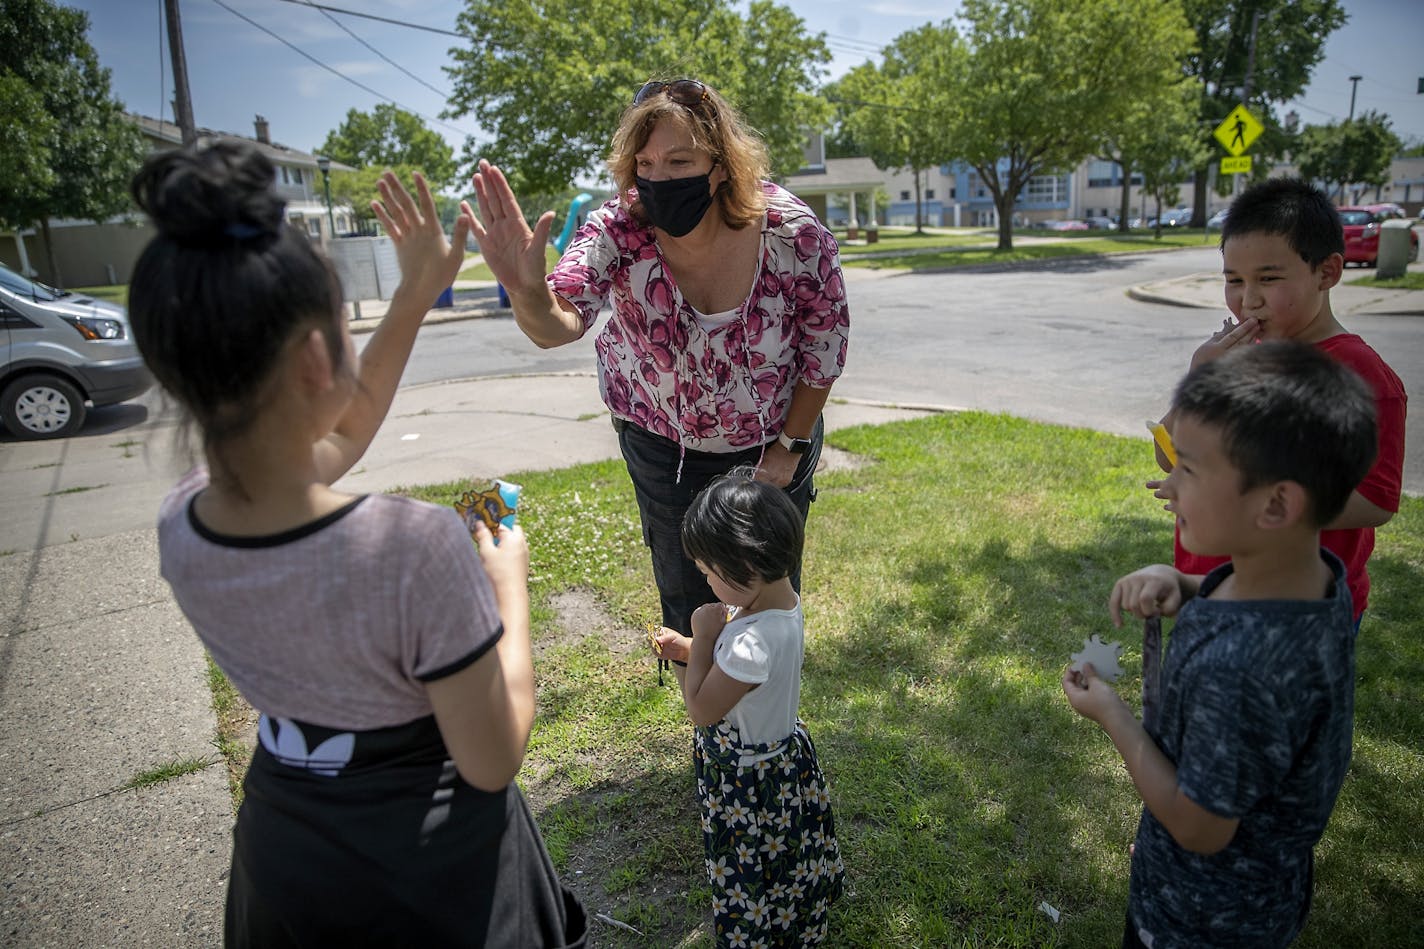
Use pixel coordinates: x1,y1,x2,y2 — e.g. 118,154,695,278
1062,662,1128,724
1189,316,1260,370
1109,565,1184,627
1145,478,1170,512
473,521,529,594
370,170,472,308
651,628,691,664
690,602,729,639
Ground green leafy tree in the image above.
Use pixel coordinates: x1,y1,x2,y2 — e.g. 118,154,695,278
1295,111,1402,202
445,0,830,196
318,104,457,191
328,165,423,234
1180,0,1346,224
947,0,1197,250
1098,80,1207,231
831,24,959,234
0,0,146,285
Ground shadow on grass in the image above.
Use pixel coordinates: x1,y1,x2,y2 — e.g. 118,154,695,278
503,412,1420,948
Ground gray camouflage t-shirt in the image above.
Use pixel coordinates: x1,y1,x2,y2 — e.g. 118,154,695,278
1128,551,1355,949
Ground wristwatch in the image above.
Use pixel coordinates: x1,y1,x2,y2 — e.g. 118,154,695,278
777,430,813,454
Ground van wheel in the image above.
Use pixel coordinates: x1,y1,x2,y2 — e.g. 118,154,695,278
1,374,87,439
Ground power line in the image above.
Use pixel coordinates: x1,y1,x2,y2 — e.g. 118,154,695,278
295,0,449,99
272,0,464,37
207,0,476,139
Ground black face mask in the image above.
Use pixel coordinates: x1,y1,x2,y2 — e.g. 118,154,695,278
635,172,715,237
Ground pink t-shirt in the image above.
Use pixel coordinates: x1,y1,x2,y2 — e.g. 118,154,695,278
549,182,851,452
157,468,503,730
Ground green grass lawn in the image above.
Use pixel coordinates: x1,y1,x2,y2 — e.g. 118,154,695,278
396,412,1422,947
68,284,128,305
840,230,1216,271
1347,270,1424,291
458,245,562,283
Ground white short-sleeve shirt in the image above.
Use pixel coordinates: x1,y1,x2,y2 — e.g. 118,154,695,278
713,599,804,749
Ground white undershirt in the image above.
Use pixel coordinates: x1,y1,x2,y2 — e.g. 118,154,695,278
694,306,740,332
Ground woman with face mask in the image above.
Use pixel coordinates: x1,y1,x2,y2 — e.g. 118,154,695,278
471,79,851,643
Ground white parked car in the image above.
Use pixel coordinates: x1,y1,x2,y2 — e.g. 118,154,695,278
0,263,152,439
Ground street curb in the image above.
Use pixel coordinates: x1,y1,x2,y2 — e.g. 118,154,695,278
1125,287,1214,309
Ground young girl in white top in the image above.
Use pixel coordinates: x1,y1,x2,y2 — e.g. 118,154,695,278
652,468,844,947
128,142,585,946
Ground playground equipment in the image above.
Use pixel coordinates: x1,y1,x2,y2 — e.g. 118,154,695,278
553,192,596,252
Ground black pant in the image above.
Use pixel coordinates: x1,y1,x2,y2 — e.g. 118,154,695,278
616,416,821,636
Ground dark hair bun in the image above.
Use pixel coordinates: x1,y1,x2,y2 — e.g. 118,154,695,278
131,141,286,247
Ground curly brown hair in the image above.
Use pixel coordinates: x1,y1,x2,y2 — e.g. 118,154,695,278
608,81,769,231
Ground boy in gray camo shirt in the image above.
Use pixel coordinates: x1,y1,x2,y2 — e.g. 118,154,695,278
1064,342,1378,948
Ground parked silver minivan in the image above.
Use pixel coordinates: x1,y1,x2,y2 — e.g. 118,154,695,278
0,262,152,439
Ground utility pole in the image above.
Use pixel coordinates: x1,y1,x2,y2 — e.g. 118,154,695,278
1348,75,1362,121
164,0,197,145
1228,9,1263,208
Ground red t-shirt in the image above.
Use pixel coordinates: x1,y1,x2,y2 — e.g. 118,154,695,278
1174,333,1407,619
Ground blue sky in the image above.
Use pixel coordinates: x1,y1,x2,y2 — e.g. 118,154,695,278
69,0,1424,179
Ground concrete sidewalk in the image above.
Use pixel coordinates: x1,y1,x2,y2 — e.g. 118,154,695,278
0,373,932,947
1128,259,1424,316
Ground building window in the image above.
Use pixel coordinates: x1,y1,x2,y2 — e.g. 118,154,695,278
926,189,936,200
900,191,910,201
949,187,956,199
292,168,302,184
1024,174,1070,203
306,217,321,238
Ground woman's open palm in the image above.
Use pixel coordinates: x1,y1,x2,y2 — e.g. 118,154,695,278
470,160,556,294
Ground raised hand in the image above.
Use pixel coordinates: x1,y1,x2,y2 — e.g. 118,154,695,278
369,170,471,308
469,160,556,294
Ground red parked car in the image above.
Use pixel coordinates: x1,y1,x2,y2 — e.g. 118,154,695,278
1339,205,1420,266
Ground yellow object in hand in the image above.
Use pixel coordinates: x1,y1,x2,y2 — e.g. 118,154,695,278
1146,420,1177,467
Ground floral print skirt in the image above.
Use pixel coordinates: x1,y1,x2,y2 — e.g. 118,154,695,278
694,719,844,947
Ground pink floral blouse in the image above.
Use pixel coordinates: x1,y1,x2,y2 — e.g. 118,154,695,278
548,182,850,453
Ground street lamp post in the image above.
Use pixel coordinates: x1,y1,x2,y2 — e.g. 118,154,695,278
316,155,336,240
1348,75,1362,121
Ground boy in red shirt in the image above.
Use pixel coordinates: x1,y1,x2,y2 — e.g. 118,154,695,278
1152,178,1406,624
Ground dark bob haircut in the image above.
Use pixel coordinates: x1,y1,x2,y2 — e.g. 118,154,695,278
681,467,804,588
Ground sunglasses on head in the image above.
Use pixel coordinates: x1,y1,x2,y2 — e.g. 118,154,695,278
633,78,710,108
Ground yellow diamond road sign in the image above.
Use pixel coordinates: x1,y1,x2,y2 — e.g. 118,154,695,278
1214,104,1263,157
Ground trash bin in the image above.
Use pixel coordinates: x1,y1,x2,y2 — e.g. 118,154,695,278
497,283,511,308
433,286,454,308
866,226,880,245
1377,219,1414,279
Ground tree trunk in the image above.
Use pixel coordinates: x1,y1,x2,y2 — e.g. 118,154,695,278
995,191,1015,250
39,219,62,287
1192,170,1208,228
913,167,924,235
1118,171,1132,233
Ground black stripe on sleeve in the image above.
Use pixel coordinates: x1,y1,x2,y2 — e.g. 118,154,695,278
416,623,505,683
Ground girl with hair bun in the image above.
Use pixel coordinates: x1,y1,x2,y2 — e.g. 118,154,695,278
129,141,586,947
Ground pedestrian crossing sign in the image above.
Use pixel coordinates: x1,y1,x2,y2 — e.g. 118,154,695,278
1214,105,1263,157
